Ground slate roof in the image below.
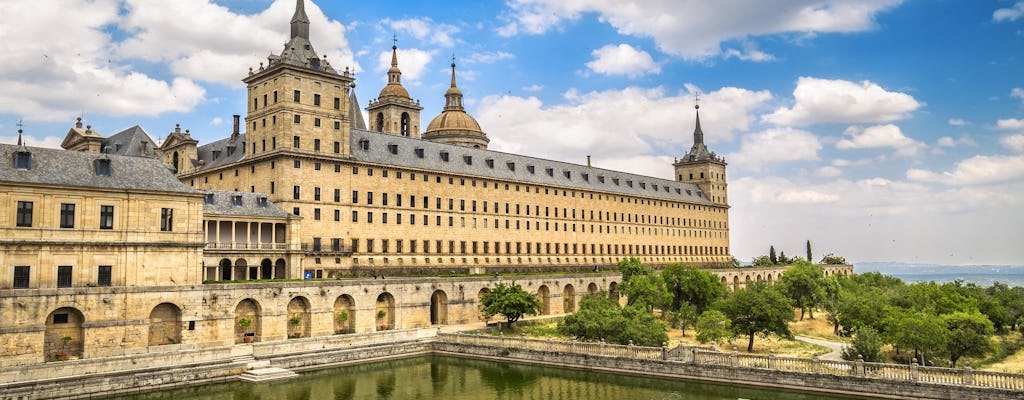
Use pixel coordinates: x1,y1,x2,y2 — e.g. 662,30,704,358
201,190,290,218
350,90,366,130
348,129,712,204
0,144,197,194
102,125,158,158
194,134,246,172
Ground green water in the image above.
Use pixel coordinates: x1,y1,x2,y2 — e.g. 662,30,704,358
104,355,867,400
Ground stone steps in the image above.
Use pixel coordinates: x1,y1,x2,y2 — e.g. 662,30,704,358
238,367,298,383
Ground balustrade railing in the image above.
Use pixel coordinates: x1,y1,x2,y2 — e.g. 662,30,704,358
205,242,291,251
436,333,1024,392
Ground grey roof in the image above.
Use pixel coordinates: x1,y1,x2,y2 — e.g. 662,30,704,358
201,190,290,218
350,90,366,130
194,134,246,172
349,129,712,204
102,125,158,158
0,144,197,194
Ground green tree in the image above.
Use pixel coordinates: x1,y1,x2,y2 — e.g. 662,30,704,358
806,240,813,263
769,246,778,265
841,326,884,362
778,251,790,265
695,310,732,344
620,272,670,312
819,253,846,265
717,282,794,352
559,293,668,346
942,311,994,368
882,309,947,364
479,283,542,328
751,255,773,267
777,261,825,320
617,257,650,282
665,303,699,333
661,264,727,315
821,275,844,335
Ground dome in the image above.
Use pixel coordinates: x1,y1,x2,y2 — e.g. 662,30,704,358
378,83,410,99
425,110,483,134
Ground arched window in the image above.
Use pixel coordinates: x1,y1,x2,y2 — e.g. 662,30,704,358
171,151,179,171
375,112,385,132
400,113,410,136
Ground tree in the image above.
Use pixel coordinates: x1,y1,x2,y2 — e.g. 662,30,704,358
665,303,699,333
942,311,994,368
695,310,731,344
820,253,846,265
717,282,794,352
661,264,727,315
479,283,542,328
617,257,650,282
559,293,668,346
821,275,843,335
769,246,778,265
777,261,825,320
778,251,790,265
751,255,773,267
882,309,947,364
841,326,884,362
806,240,813,263
620,272,670,312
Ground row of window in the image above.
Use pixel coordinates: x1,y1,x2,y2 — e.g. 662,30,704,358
10,265,111,289
339,238,728,258
13,201,119,230
252,90,341,111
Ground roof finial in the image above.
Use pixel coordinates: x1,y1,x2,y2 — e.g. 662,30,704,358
16,119,24,147
694,91,701,110
290,0,310,39
693,91,704,145
450,54,457,88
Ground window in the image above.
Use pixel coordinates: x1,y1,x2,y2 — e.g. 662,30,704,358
13,266,29,289
314,139,321,151
14,150,31,170
388,144,398,154
314,208,321,220
334,141,341,153
205,194,215,204
273,90,278,102
314,118,321,127
59,203,75,228
351,190,358,203
293,186,301,200
367,192,374,205
57,266,72,288
95,159,111,176
334,97,341,109
358,139,369,150
294,90,301,102
294,136,300,148
415,148,424,158
352,211,358,222
294,160,301,168
294,114,301,124
293,207,300,216
97,266,112,287
160,208,173,231
314,187,321,201
314,93,321,106
232,195,243,206
440,151,449,162
16,201,33,227
334,121,341,130
100,205,114,229
258,197,268,208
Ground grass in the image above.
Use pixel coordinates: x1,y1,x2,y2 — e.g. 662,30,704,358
974,331,1024,373
669,328,831,358
469,318,568,339
789,309,850,343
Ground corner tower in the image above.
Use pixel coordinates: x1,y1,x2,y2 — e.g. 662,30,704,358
366,43,423,137
674,104,728,206
422,60,489,149
242,0,355,158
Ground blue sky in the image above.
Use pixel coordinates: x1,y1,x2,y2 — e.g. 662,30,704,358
1,0,1023,265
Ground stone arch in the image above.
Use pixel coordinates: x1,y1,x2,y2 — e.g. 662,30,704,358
477,288,491,321
45,307,84,361
430,290,448,325
234,298,261,343
767,273,774,283
219,258,232,281
732,276,740,291
287,296,311,338
376,292,396,330
274,258,286,279
721,276,728,286
375,112,385,132
234,258,248,281
148,303,182,346
260,258,273,280
334,295,355,334
400,112,410,136
609,281,620,300
537,285,551,315
587,282,598,294
756,274,763,282
563,284,576,313
171,151,179,172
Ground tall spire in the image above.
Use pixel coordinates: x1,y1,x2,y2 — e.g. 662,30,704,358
16,119,24,147
693,103,704,145
444,56,464,110
290,0,310,39
387,39,401,85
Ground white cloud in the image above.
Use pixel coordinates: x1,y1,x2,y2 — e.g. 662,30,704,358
994,2,1024,22
816,166,843,178
382,17,459,47
908,155,1024,185
1001,134,1024,153
0,133,63,149
763,77,921,126
465,51,515,64
476,85,771,176
210,117,223,126
0,0,206,122
997,118,1024,131
585,44,660,77
725,128,821,171
521,84,544,92
117,0,357,85
375,48,433,85
948,118,968,126
1012,88,1024,103
936,135,975,148
722,41,775,62
836,124,925,156
498,0,900,60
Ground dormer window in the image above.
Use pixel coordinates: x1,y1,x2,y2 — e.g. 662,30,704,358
485,158,494,168
226,146,235,156
94,159,111,176
13,150,31,170
212,150,221,160
563,170,571,179
440,151,449,162
664,186,670,192
612,178,619,185
545,167,554,177
232,195,243,207
526,165,535,174
675,188,682,194
463,155,472,165
358,139,370,151
582,173,589,182
507,162,515,171
597,175,605,183
626,180,633,188
652,184,658,191
257,197,268,208
388,144,398,155
414,148,424,158
685,189,692,195
204,194,215,204
697,191,704,198
639,182,646,189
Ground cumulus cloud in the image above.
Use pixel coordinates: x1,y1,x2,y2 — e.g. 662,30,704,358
936,135,976,148
0,133,63,149
1012,88,1024,103
994,2,1024,22
465,51,515,64
948,118,968,126
908,155,1024,185
1001,134,1024,153
725,128,821,171
116,0,357,85
210,117,223,126
521,84,544,92
836,124,925,156
375,47,434,85
382,17,460,48
497,0,901,60
763,77,921,126
817,166,843,178
585,44,660,77
722,41,775,62
476,85,771,176
997,118,1024,131
0,0,206,121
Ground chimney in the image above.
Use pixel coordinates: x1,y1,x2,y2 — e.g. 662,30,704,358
232,115,240,139
586,155,591,167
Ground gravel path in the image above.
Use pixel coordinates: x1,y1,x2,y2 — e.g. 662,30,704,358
794,335,846,361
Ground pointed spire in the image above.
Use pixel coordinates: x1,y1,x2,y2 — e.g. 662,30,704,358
387,38,402,84
693,103,704,146
15,119,25,147
444,56,464,110
290,0,310,39
449,55,458,88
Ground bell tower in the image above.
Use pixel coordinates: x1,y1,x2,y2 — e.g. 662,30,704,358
673,101,728,206
366,41,423,137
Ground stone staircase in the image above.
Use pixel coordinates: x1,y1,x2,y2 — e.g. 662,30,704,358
237,358,298,383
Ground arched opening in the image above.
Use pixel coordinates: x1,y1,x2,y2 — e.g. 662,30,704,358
45,307,84,361
563,284,576,313
587,282,598,294
274,258,286,279
148,303,182,346
732,276,740,292
219,258,232,281
609,281,619,300
334,295,355,334
756,274,763,282
400,113,410,136
430,290,448,325
234,299,261,343
537,285,550,315
287,296,311,338
171,151,179,172
375,112,385,132
260,258,272,280
767,273,775,283
745,275,753,289
376,292,396,331
234,258,247,281
477,288,491,321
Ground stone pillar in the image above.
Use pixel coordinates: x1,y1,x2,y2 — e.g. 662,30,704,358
963,362,973,385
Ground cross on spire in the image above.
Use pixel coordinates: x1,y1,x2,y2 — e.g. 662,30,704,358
694,91,701,110
16,119,24,146
392,34,398,47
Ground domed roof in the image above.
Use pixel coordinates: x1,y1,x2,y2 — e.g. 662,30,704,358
425,110,483,134
378,83,410,99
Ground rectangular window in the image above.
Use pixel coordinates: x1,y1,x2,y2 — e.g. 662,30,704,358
294,136,300,148
294,114,301,124
314,139,321,151
273,90,278,102
367,192,374,205
160,208,173,231
314,117,321,127
352,210,358,222
334,141,341,153
57,266,72,288
59,203,75,228
334,97,340,109
314,187,321,201
314,93,321,106
314,208,321,220
351,190,358,203
334,209,341,221
294,90,301,102
13,266,29,289
97,266,112,287
100,205,114,229
334,189,341,202
16,201,32,227
294,186,301,200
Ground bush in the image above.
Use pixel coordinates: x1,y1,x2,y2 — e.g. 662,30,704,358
559,293,667,346
841,326,884,362
820,253,847,265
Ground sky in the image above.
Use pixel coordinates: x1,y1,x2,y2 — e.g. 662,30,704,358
1,0,1023,265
